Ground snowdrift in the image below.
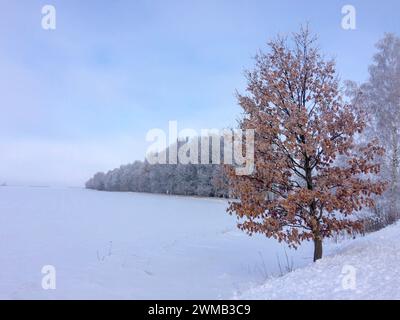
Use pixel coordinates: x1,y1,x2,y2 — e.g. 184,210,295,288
238,222,400,300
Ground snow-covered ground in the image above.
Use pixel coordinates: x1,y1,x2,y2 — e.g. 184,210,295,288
0,186,313,299
1,186,397,300
239,222,400,300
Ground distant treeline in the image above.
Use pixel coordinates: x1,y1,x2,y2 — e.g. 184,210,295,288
86,137,231,197
86,161,229,197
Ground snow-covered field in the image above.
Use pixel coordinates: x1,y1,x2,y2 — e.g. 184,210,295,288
0,186,313,299
1,186,397,300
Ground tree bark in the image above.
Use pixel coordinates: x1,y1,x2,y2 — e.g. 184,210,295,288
313,237,323,262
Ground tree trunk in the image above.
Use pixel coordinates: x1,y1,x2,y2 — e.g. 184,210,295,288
313,237,323,262
389,129,399,223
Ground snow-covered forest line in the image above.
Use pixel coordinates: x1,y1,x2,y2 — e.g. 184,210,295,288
86,159,229,197
85,137,230,198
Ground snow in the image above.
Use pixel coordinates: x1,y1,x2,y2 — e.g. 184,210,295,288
1,186,397,300
239,222,400,300
0,186,313,299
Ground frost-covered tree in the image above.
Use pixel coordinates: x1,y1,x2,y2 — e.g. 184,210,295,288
227,27,386,261
348,34,400,224
85,172,106,190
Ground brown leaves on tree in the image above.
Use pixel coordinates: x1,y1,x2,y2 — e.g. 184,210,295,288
227,26,386,261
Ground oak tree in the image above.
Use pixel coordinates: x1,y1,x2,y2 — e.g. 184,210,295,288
227,27,386,261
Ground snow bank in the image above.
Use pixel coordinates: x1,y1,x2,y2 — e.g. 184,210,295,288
238,222,400,300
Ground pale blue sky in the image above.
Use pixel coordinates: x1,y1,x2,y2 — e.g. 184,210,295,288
0,0,399,186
